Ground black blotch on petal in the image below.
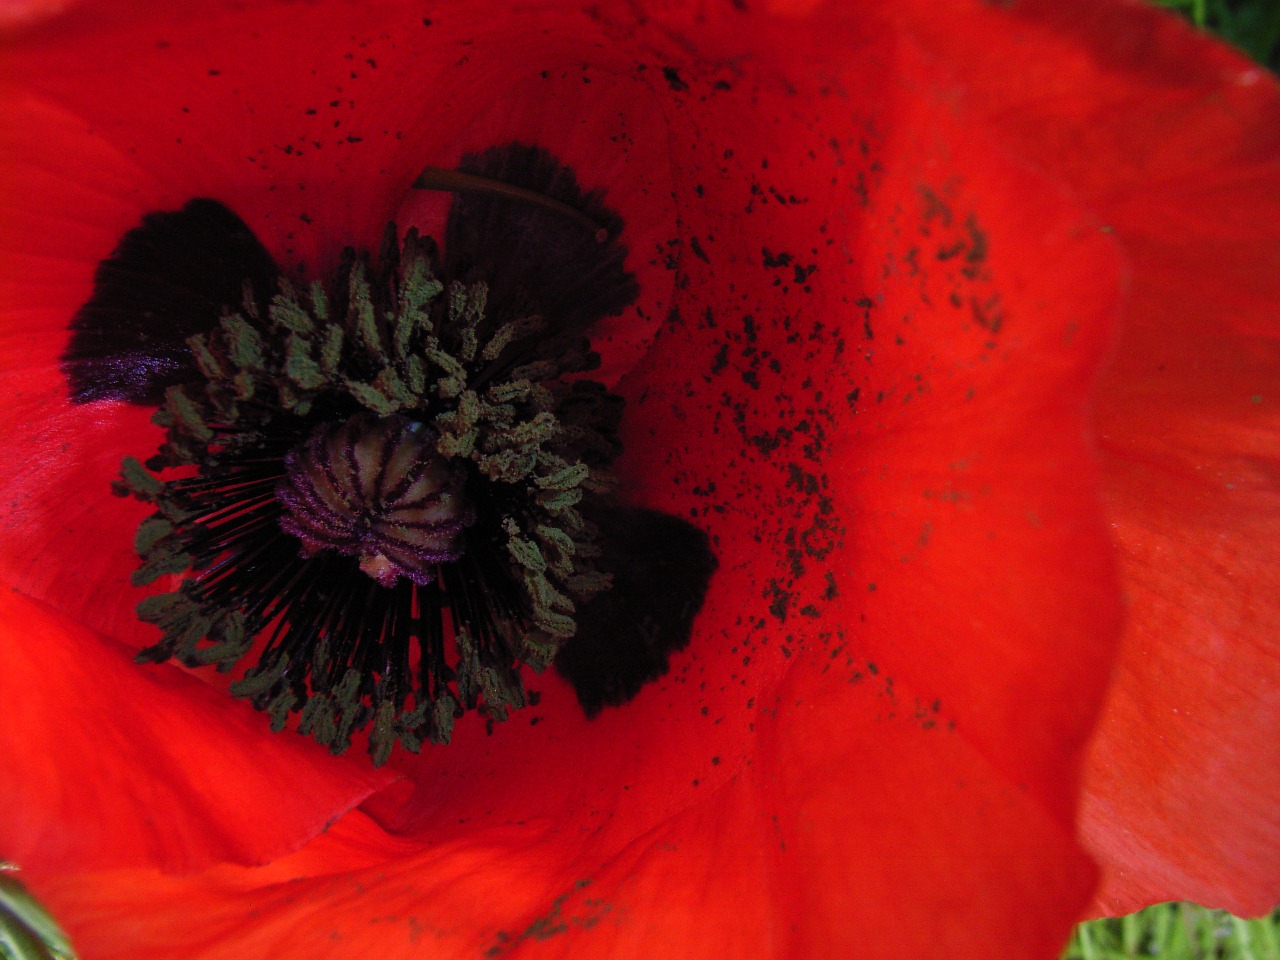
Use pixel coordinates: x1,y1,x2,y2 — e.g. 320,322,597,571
63,199,279,404
444,143,638,344
555,507,717,717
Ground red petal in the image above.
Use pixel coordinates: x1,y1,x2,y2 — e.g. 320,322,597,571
24,807,778,960
857,0,1280,915
28,728,1095,960
1085,178,1280,910
0,589,397,873
0,0,77,31
608,22,1122,950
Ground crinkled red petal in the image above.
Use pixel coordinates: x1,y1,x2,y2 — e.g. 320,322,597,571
848,0,1280,915
611,24,1121,952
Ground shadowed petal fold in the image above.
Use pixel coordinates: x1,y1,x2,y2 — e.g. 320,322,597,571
0,591,397,873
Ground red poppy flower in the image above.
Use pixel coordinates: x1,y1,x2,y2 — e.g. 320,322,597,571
0,2,1274,960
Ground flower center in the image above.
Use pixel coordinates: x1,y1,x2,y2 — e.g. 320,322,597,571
68,144,717,766
277,414,473,587
115,223,622,763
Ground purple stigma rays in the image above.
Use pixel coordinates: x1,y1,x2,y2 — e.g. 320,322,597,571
276,413,474,587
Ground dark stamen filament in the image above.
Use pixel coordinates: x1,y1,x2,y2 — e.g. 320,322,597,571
413,166,608,242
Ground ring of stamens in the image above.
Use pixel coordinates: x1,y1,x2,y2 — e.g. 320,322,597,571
117,224,622,764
